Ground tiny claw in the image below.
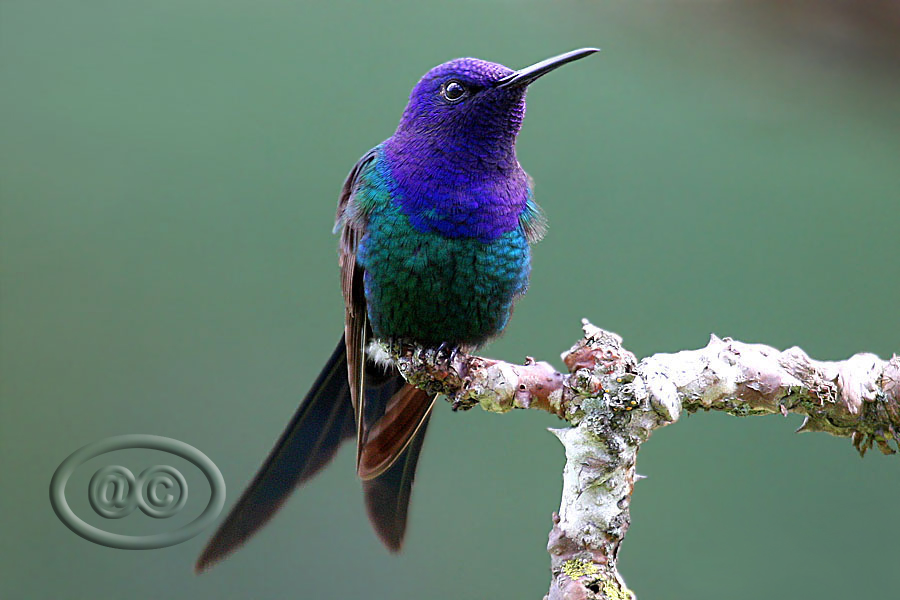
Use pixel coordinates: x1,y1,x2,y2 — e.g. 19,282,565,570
433,342,461,367
448,345,461,364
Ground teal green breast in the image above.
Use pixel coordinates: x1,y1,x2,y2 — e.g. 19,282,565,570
357,198,531,347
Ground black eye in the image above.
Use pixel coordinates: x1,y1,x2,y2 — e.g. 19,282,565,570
441,80,468,103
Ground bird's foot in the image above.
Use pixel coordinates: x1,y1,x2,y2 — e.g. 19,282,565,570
434,342,463,373
436,342,461,363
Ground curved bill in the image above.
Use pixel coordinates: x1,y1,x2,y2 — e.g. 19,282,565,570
496,47,600,89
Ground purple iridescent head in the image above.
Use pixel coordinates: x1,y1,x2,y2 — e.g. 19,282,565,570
383,48,599,240
394,48,600,150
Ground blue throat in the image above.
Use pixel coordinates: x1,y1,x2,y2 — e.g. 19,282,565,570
381,127,529,242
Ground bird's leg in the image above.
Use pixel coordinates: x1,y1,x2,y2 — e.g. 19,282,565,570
384,337,403,358
384,337,420,361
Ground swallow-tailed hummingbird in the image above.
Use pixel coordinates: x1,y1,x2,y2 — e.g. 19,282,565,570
196,48,599,571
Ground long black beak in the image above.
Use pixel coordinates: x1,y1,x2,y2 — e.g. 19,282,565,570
496,47,600,89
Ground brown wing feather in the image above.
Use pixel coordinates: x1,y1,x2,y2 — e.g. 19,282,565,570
358,385,436,480
336,149,377,471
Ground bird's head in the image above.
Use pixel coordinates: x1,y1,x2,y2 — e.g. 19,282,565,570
394,48,599,157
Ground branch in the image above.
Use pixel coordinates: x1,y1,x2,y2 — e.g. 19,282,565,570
386,320,900,600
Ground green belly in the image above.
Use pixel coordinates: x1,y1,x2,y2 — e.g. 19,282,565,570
357,207,530,347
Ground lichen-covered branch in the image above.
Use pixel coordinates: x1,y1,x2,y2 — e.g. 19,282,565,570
386,320,900,600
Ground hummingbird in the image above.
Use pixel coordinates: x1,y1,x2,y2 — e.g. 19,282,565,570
195,48,599,572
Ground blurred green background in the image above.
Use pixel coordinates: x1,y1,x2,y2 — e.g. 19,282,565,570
2,1,898,599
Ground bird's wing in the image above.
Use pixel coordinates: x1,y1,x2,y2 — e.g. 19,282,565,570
335,148,379,472
335,147,437,482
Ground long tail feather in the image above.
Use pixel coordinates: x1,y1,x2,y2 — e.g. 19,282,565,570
363,390,432,551
195,339,435,572
195,338,354,573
